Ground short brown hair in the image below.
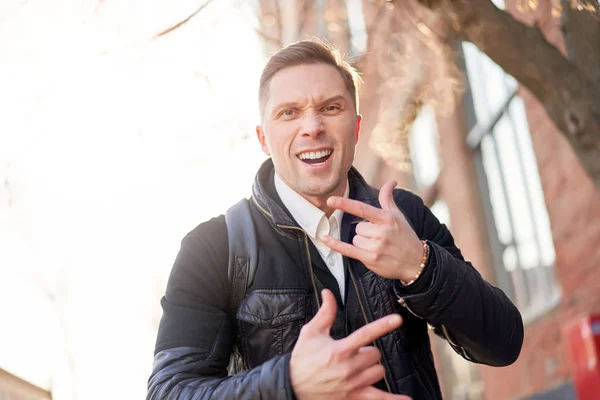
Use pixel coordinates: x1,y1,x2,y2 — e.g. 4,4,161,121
258,38,361,119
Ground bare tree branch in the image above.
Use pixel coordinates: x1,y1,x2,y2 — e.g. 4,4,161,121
153,0,216,39
406,0,600,191
560,0,600,86
454,0,600,191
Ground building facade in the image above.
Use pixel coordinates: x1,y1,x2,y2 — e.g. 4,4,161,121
403,2,600,399
257,1,600,398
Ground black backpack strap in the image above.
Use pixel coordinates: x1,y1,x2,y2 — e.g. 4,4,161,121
225,198,258,316
225,198,258,375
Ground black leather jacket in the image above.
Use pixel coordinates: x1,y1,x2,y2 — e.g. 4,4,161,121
147,160,523,399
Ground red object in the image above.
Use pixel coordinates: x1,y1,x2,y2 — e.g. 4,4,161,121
564,314,600,400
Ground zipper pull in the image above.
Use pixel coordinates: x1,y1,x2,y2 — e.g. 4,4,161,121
397,296,424,320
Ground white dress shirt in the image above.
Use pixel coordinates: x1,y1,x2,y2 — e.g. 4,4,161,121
274,174,349,303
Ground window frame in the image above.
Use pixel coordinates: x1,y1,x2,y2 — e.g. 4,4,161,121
462,46,561,324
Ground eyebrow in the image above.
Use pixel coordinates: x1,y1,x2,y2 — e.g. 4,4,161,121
271,94,348,117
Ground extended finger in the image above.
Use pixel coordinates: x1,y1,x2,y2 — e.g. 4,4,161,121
339,314,402,352
355,221,382,239
352,235,380,253
327,197,388,223
347,386,412,400
350,346,381,372
347,363,385,392
322,235,372,263
304,289,337,336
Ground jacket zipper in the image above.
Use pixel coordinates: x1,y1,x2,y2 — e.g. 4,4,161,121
348,265,393,393
396,296,422,319
254,198,393,391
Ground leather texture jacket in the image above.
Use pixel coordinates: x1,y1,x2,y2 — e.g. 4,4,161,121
147,159,524,399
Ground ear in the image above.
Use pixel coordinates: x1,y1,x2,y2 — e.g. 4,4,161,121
354,115,362,145
256,125,271,156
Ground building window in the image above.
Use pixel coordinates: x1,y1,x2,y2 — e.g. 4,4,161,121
462,42,560,323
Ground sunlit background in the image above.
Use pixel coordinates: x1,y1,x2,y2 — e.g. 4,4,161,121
1,1,267,399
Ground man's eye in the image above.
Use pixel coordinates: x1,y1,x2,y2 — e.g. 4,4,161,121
281,109,295,117
324,105,341,112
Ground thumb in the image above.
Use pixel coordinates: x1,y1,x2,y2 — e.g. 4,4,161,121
379,180,398,212
306,289,337,336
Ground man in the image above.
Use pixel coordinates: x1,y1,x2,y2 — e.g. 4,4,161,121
148,39,523,400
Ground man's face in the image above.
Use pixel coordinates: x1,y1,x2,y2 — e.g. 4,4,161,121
256,63,361,203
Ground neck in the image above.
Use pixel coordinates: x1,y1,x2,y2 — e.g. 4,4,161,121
304,181,347,218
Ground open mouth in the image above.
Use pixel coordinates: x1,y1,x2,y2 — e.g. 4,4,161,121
297,149,333,166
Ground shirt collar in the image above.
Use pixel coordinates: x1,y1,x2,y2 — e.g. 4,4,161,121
274,173,349,239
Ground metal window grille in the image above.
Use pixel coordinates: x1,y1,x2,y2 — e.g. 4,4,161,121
462,42,560,323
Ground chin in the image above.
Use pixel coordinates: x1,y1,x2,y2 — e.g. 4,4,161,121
298,178,341,198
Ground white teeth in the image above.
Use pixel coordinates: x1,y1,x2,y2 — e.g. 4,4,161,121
298,149,332,160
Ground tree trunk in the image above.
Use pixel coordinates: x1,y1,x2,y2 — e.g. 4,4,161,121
257,0,284,52
560,0,600,86
448,0,600,192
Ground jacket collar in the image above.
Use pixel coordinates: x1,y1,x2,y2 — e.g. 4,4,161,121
251,159,380,227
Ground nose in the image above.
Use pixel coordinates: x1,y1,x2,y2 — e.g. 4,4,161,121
300,112,324,138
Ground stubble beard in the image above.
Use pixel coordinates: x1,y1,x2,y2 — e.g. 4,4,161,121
296,172,344,198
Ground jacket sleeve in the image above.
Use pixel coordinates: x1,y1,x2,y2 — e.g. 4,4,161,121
147,217,295,399
393,191,524,367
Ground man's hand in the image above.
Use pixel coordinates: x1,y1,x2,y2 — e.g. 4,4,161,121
289,289,412,400
322,180,423,283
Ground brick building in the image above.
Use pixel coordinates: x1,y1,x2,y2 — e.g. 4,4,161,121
452,3,599,399
357,2,600,399
257,1,600,398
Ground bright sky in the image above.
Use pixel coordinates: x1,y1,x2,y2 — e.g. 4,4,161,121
0,1,267,399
